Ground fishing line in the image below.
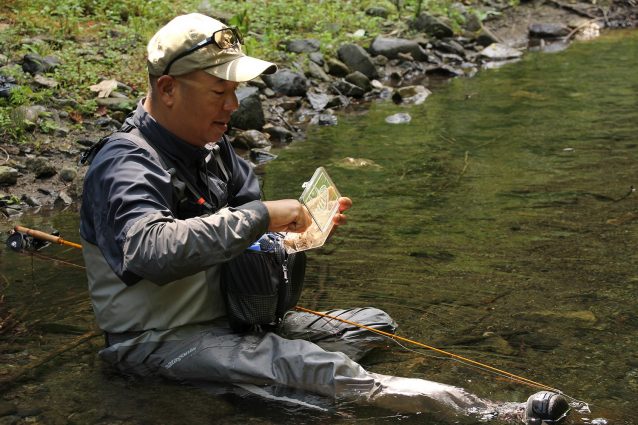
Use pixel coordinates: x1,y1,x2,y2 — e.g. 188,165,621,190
294,306,591,412
18,250,86,270
7,226,591,410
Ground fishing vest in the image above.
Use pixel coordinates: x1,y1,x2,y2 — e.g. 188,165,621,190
82,236,225,333
81,128,231,334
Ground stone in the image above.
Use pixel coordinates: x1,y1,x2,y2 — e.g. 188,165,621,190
337,44,378,79
463,13,482,32
22,194,41,207
0,166,18,185
365,6,389,18
250,148,277,164
326,58,350,77
528,23,570,38
332,80,365,98
16,105,47,123
52,124,70,137
33,74,58,88
345,71,372,92
95,96,135,111
306,91,330,111
434,39,466,57
335,157,382,170
0,75,18,98
21,53,60,75
306,61,331,82
308,52,324,66
233,129,271,150
410,13,454,39
26,157,57,179
230,86,265,130
385,112,412,124
310,112,338,126
262,69,308,96
479,43,523,60
263,125,294,143
285,39,321,53
392,85,432,105
54,190,73,206
59,167,78,182
476,30,498,47
370,36,430,61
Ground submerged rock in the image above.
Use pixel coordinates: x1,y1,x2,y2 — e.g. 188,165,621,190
385,112,412,124
479,43,524,60
392,85,431,105
334,157,382,170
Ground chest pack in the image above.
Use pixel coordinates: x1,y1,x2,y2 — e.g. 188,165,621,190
80,126,306,332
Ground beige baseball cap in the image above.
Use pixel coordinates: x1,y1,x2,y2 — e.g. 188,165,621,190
147,13,277,81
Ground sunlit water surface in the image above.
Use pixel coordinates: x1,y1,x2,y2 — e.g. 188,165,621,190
1,30,637,424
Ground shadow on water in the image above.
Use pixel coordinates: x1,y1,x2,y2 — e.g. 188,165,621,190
1,30,637,424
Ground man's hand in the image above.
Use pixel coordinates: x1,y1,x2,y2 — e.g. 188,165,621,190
332,197,352,228
263,199,312,233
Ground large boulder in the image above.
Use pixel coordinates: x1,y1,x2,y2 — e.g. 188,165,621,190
230,86,265,130
262,69,308,97
370,36,430,61
337,44,378,79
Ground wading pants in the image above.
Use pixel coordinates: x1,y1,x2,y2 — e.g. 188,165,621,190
99,307,523,422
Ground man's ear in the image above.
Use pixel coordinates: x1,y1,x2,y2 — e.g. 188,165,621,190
155,75,177,107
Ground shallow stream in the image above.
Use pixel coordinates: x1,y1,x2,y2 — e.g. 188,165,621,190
1,30,637,424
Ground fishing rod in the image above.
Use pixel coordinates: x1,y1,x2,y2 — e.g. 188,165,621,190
8,225,82,250
6,225,578,400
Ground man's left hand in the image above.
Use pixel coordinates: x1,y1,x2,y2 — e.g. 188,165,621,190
331,196,352,231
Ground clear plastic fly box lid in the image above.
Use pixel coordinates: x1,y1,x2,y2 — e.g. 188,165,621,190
283,167,341,253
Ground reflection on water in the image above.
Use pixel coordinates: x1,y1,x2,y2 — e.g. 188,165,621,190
2,30,637,424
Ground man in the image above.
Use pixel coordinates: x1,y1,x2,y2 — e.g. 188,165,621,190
80,13,569,424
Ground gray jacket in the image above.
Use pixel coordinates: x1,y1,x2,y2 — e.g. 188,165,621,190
80,102,269,333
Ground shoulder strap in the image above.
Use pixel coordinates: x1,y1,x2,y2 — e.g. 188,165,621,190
80,128,214,211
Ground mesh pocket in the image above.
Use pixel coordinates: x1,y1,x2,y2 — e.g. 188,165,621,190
222,249,283,332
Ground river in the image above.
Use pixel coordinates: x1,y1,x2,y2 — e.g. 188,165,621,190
1,30,637,424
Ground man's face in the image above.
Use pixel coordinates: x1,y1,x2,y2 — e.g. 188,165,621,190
171,71,240,147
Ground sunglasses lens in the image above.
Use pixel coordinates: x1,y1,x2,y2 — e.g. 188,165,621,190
215,28,239,49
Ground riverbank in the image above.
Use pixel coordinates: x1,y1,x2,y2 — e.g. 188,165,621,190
0,0,636,218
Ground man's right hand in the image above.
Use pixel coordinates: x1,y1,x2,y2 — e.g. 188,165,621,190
263,200,312,233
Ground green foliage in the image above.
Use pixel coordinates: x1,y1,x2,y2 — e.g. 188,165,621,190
0,0,500,142
0,107,27,143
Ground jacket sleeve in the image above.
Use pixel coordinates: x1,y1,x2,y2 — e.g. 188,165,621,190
80,139,269,286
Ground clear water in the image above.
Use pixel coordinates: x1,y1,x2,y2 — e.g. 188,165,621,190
1,30,637,424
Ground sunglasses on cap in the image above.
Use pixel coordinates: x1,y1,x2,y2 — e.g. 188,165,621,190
163,27,244,75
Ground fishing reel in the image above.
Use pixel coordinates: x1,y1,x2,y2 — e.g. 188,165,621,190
5,229,57,252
